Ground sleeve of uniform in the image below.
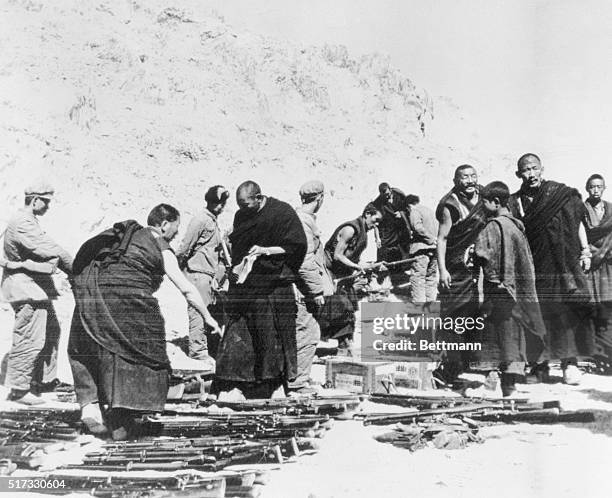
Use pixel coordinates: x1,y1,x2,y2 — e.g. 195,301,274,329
16,217,73,274
410,208,436,245
176,215,212,267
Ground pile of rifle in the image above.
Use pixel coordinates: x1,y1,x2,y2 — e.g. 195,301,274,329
39,413,328,497
198,393,362,416
365,393,596,424
142,412,333,440
27,402,340,497
64,429,320,473
0,409,93,470
41,467,273,497
360,392,596,453
0,409,82,444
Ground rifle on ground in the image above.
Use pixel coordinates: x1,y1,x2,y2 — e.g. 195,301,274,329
358,404,500,426
369,393,560,411
198,393,362,416
141,411,332,439
42,468,273,498
0,410,81,444
40,470,228,497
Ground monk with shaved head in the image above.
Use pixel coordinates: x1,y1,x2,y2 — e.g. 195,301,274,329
433,164,487,384
213,181,307,398
508,154,595,385
583,174,612,370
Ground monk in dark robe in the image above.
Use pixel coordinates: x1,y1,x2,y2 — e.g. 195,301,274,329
69,204,219,439
213,181,307,399
322,203,382,354
473,182,546,396
435,165,487,383
508,153,594,385
584,174,612,369
372,183,410,284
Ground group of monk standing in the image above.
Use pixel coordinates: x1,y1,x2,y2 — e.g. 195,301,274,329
432,154,611,395
1,153,611,438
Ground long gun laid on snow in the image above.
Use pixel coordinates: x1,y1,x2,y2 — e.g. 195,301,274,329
359,404,501,426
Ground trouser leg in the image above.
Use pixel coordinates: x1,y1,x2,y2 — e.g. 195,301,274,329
289,299,321,389
5,302,48,391
409,254,428,304
425,255,438,303
188,304,208,358
186,272,215,359
31,302,60,385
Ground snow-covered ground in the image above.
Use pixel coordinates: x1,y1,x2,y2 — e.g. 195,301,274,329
2,373,611,498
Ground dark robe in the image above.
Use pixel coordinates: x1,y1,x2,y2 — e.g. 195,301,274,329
433,188,486,381
508,180,595,359
324,217,369,279
436,188,487,318
68,221,171,412
473,214,546,367
584,200,612,363
214,197,307,392
323,217,369,310
584,200,612,301
372,188,410,262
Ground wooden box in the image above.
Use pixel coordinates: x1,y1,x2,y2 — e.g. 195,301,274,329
325,359,395,394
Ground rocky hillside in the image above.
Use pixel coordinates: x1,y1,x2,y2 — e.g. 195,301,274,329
0,0,510,356
0,0,507,242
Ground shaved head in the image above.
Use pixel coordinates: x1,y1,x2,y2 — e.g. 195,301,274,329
236,180,261,198
236,180,264,214
517,153,541,171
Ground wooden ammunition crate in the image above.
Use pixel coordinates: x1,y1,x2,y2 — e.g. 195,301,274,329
393,361,436,390
325,359,395,394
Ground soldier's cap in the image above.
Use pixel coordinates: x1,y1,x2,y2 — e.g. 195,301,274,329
25,180,55,199
205,185,230,205
299,180,324,198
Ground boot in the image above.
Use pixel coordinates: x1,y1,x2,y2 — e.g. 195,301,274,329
336,337,354,357
501,373,517,397
81,402,108,435
7,389,44,405
562,365,582,386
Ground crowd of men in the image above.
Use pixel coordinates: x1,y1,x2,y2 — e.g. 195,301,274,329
1,153,611,438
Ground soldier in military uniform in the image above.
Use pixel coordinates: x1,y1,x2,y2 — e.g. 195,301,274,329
1,181,73,404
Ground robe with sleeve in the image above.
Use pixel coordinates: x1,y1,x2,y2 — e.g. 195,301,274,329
215,197,307,388
508,180,595,359
473,214,546,366
584,200,612,302
68,221,171,412
584,199,612,364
